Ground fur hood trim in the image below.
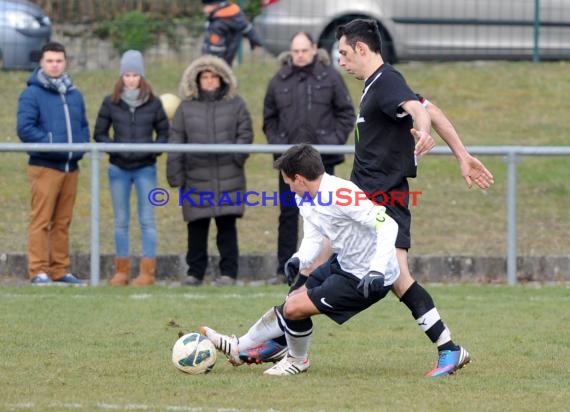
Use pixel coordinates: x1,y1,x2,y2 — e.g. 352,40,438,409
179,55,237,100
276,48,331,67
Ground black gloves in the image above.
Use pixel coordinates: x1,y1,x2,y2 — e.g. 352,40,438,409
284,257,300,286
357,271,385,298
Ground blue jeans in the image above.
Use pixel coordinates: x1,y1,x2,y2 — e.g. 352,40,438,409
108,164,157,258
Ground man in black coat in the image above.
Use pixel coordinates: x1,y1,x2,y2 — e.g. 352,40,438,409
263,32,356,284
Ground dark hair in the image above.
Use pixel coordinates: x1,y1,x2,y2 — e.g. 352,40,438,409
196,69,226,95
290,31,315,45
111,76,155,103
336,19,382,54
273,144,325,181
40,42,67,59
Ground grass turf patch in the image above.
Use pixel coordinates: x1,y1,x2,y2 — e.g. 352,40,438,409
0,284,569,411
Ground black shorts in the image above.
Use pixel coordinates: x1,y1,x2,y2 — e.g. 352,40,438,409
371,179,411,249
305,256,391,325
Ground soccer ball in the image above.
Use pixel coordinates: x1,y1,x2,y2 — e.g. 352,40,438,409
159,93,181,121
172,332,217,375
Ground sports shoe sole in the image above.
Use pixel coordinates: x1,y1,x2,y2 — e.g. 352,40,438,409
263,357,310,376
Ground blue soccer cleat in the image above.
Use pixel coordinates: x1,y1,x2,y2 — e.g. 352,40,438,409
426,346,471,377
239,339,287,364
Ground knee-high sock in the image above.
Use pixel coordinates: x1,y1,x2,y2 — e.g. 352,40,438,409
400,281,456,351
238,306,285,350
276,305,312,359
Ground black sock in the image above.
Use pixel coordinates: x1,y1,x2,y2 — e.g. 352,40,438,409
400,281,457,349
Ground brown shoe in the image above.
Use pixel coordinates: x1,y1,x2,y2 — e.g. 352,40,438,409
132,258,156,286
109,257,130,286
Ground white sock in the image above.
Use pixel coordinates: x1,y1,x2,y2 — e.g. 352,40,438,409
238,307,284,350
435,325,452,347
285,328,311,359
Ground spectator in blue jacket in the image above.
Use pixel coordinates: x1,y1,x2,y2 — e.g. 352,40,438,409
201,0,263,65
93,50,170,286
17,41,90,285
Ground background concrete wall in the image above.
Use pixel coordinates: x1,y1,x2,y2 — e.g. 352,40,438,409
1,253,568,284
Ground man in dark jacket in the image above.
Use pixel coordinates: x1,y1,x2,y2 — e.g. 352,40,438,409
201,0,263,66
263,32,356,284
17,42,90,285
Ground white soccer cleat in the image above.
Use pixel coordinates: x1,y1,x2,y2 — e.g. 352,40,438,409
263,354,310,376
199,326,242,366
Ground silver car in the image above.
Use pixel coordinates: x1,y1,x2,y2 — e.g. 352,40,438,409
254,0,570,62
0,0,52,70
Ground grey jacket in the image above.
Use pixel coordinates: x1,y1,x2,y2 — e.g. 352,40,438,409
167,55,253,222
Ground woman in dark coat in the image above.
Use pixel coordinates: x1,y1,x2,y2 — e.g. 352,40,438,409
167,55,253,286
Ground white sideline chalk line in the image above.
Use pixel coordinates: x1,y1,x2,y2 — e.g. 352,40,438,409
3,291,569,303
5,401,239,411
0,292,285,300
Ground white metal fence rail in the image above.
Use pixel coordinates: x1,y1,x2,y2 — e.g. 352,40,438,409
2,143,569,286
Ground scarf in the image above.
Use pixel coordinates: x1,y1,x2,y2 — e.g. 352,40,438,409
37,69,74,94
121,89,148,111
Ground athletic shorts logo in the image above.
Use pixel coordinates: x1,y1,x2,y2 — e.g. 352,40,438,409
320,297,333,308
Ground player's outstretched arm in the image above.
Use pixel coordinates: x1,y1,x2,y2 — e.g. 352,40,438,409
426,101,494,189
402,100,436,156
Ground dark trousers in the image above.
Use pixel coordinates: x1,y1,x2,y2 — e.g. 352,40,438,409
276,163,335,274
186,216,238,279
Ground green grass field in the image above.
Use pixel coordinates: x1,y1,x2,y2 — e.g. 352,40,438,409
0,60,569,264
1,284,569,411
1,58,569,411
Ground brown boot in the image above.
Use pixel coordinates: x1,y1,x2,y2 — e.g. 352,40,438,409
132,257,156,286
109,257,131,286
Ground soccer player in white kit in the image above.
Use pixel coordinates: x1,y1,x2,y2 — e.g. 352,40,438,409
201,143,400,375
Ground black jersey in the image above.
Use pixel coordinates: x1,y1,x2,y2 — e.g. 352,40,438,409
350,64,419,194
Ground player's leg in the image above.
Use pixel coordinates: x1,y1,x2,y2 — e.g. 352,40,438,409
383,184,471,376
242,242,335,363
393,248,471,376
237,306,288,363
207,253,337,366
265,259,391,376
263,289,315,376
263,259,336,375
202,297,294,365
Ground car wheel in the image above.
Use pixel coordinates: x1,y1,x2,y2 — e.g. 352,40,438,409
319,18,396,65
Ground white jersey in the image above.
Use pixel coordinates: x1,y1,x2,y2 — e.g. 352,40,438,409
293,173,400,285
